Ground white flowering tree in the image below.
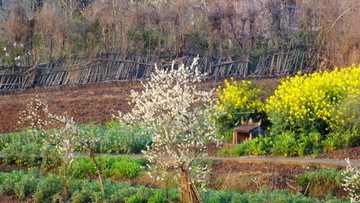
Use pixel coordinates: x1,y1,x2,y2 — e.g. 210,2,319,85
342,158,360,203
47,114,80,198
48,113,105,195
119,58,219,203
19,96,105,195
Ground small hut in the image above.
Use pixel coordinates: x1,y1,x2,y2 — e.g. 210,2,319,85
233,118,263,144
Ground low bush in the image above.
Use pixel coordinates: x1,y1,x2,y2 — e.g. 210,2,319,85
0,130,46,167
0,122,152,168
0,169,348,202
271,131,321,157
97,121,152,154
217,141,251,156
230,140,251,156
297,169,345,199
0,169,176,202
218,130,357,157
32,173,63,203
0,168,40,199
69,156,146,180
248,135,272,156
201,189,338,202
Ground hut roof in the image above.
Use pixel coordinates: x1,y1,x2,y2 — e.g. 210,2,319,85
233,125,259,133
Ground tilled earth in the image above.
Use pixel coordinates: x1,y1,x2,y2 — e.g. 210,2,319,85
0,81,143,133
0,78,278,133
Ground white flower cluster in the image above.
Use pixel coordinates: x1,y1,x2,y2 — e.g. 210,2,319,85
19,95,51,130
48,113,81,163
119,57,220,184
342,158,360,203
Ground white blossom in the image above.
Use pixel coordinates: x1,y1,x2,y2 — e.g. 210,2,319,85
19,95,51,130
117,57,220,187
342,158,360,202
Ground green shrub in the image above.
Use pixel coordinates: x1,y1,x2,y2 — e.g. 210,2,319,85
100,156,145,179
14,169,41,200
230,140,251,156
0,129,61,168
0,170,349,202
297,169,345,199
322,133,343,153
96,122,152,154
107,159,144,179
218,142,251,157
111,187,138,202
0,169,40,199
70,181,102,203
216,129,233,141
295,132,323,157
131,186,154,202
68,157,97,179
200,189,326,203
148,191,167,203
271,131,299,157
69,156,145,180
218,130,350,157
1,130,45,166
218,137,271,157
322,132,360,153
217,148,230,156
248,136,272,155
1,170,25,195
201,190,235,203
0,122,152,168
32,174,62,203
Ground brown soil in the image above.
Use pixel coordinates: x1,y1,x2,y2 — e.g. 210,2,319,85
0,158,27,172
0,78,278,134
211,160,316,175
319,146,360,160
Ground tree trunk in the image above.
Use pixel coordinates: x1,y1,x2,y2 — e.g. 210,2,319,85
179,169,202,203
61,162,70,198
88,148,105,193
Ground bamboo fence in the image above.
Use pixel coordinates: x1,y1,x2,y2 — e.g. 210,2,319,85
0,49,317,92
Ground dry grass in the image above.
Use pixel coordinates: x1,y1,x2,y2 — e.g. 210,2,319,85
0,0,359,69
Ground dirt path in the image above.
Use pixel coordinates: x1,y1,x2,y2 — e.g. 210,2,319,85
209,156,360,167
74,153,360,167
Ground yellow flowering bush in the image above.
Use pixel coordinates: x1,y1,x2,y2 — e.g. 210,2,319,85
215,78,265,134
331,92,360,134
267,65,360,135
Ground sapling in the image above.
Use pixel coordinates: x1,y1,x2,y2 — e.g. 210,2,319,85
47,114,79,198
49,113,105,194
19,96,105,195
118,58,220,203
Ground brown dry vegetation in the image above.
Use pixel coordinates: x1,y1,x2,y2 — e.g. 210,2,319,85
1,0,360,70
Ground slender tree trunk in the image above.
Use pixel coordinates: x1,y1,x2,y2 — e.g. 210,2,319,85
179,169,202,203
88,148,105,193
62,162,70,198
